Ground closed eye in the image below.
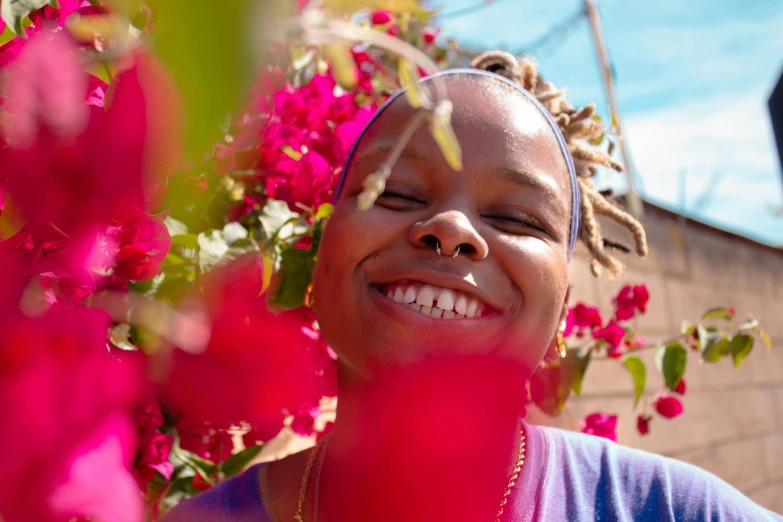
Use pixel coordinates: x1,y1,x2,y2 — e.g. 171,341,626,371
485,214,547,234
377,189,426,207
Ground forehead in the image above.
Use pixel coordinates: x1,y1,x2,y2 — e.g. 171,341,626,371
351,74,572,199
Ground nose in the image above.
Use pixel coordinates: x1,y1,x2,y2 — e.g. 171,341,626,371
409,210,489,260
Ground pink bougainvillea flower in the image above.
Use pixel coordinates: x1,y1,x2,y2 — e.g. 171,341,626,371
2,39,182,249
162,255,335,441
564,302,603,338
370,10,392,25
580,412,618,442
593,319,625,350
613,284,650,321
654,393,684,419
107,211,171,281
0,307,145,522
636,414,652,436
176,421,233,464
421,27,438,45
290,404,321,436
132,397,174,486
624,333,645,350
673,377,688,395
47,414,142,522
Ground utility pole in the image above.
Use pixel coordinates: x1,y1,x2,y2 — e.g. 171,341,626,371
584,0,644,218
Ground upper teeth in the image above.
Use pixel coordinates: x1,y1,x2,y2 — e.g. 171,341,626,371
383,282,485,319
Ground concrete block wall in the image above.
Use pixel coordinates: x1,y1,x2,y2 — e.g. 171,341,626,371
530,202,783,513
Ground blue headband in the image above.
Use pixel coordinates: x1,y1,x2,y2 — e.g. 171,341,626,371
334,68,581,259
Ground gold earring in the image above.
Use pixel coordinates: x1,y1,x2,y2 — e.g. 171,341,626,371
304,282,315,308
556,331,567,359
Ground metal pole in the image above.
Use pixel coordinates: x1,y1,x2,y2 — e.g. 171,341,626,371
584,0,644,218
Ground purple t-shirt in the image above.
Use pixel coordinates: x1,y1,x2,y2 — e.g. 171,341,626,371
160,424,781,521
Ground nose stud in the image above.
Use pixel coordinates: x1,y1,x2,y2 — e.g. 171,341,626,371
435,241,460,258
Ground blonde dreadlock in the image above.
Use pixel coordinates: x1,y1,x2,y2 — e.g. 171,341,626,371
470,50,648,277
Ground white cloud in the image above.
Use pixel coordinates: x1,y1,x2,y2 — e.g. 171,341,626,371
625,90,783,244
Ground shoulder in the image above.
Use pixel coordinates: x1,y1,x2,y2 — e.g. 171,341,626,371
533,425,781,521
159,464,271,522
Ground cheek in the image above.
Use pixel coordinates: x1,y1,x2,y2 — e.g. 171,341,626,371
498,238,568,348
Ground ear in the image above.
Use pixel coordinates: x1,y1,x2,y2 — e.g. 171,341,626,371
544,286,571,362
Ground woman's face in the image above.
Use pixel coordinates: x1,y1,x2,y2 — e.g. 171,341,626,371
313,75,572,379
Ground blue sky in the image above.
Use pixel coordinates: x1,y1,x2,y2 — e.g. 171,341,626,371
437,0,783,245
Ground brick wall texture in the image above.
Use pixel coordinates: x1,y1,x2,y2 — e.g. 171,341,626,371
529,202,783,513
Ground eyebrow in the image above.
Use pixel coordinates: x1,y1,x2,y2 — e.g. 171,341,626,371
355,144,427,166
490,166,560,200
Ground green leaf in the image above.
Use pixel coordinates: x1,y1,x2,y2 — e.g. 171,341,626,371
163,252,185,266
164,216,189,236
148,0,257,159
661,342,687,391
171,233,199,249
729,334,754,368
315,203,334,220
564,348,592,397
221,445,263,478
325,42,358,91
429,103,463,171
108,324,137,351
398,57,424,108
0,192,26,240
529,363,571,416
175,449,217,485
271,247,315,309
738,318,759,333
701,307,733,321
681,320,694,335
223,222,249,246
760,330,772,349
197,229,229,271
622,356,646,408
1,0,49,35
703,336,730,363
696,324,718,352
258,199,300,241
281,145,302,161
0,23,16,45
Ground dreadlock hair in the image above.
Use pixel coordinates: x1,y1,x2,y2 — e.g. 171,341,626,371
470,50,648,277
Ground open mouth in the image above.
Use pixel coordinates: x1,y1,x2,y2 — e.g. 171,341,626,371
374,281,491,320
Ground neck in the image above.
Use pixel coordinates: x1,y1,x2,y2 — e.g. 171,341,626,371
320,355,530,522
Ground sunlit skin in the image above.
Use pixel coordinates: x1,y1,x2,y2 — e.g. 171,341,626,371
262,74,575,522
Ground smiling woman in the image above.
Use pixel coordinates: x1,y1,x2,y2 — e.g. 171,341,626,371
160,67,780,522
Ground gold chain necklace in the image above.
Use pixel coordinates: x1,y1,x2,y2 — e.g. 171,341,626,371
294,428,526,522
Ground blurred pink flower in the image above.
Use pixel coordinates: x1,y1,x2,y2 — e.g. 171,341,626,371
613,284,650,321
291,405,321,436
2,39,182,249
654,393,684,419
177,421,233,464
370,10,392,25
593,320,625,350
421,27,438,45
564,303,602,338
107,211,171,281
636,414,652,436
0,307,145,522
580,412,618,442
162,255,335,441
673,378,688,395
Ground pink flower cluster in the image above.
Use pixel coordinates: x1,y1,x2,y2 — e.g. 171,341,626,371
260,74,377,211
0,7,182,520
563,284,649,360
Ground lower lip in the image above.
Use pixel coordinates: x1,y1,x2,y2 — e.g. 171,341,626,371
369,287,497,329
